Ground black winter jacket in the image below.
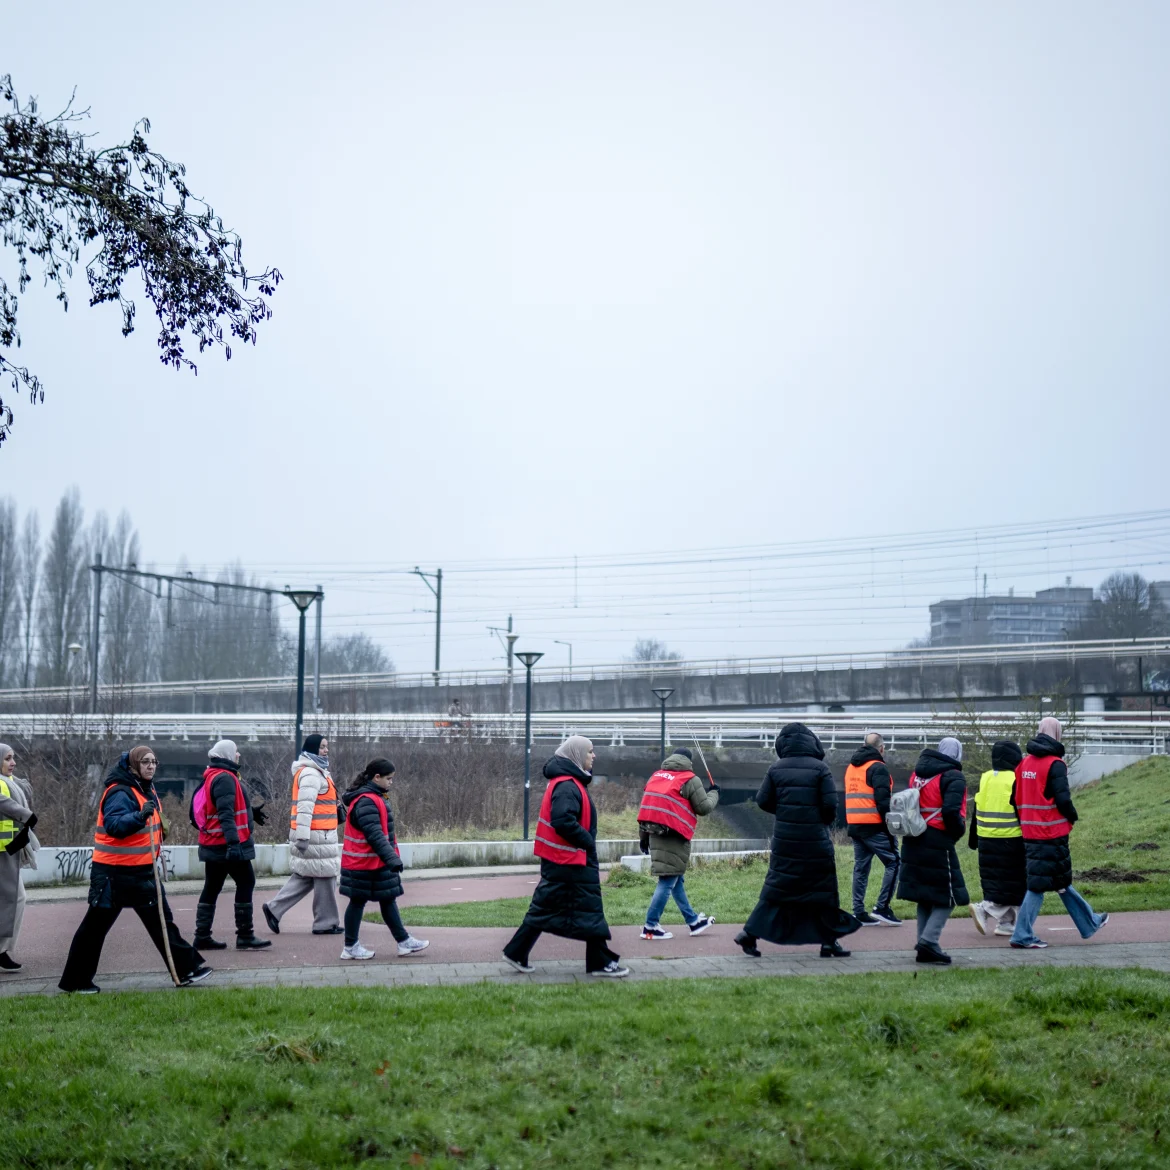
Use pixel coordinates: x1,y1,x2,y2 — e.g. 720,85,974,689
754,724,840,908
339,782,404,901
197,758,257,863
519,755,610,940
845,744,894,840
967,740,1027,906
897,748,969,907
1013,735,1077,893
88,756,164,909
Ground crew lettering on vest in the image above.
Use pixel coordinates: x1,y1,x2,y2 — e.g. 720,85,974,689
975,770,1022,838
0,776,17,849
637,770,698,840
533,775,593,865
92,783,162,866
197,767,251,848
911,772,967,831
341,792,392,871
1014,755,1069,840
290,768,339,833
844,762,883,825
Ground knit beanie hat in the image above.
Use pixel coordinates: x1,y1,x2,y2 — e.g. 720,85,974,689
674,748,693,761
210,739,239,761
937,736,963,763
301,733,324,755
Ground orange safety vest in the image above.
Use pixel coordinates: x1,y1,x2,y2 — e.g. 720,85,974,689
197,767,251,847
1015,754,1070,840
92,782,162,866
533,775,592,865
341,792,396,871
637,770,699,840
290,768,338,833
843,761,882,825
910,771,968,832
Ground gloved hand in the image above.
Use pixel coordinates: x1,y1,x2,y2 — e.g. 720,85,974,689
226,843,245,863
294,840,309,853
708,781,720,792
388,855,404,872
25,812,37,831
139,799,157,821
639,831,650,856
251,804,268,826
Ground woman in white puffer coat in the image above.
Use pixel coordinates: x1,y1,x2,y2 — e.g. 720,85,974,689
262,734,343,935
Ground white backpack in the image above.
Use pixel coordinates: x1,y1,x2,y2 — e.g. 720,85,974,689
886,787,928,838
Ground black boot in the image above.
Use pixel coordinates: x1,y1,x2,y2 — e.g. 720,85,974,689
194,903,227,950
235,902,272,949
819,940,851,958
734,930,761,957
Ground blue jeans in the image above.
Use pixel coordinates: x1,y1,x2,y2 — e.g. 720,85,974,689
645,875,699,928
1010,886,1105,946
851,834,901,915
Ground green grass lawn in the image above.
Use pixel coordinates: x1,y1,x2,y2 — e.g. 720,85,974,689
4,969,1168,1168
401,756,1170,928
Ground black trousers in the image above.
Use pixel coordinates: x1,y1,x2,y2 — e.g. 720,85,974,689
59,888,202,990
344,897,409,946
199,859,256,907
503,923,618,972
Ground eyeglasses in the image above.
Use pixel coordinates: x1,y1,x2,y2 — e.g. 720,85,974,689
141,758,158,767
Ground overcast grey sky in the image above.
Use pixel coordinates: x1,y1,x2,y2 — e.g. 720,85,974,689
5,3,1169,672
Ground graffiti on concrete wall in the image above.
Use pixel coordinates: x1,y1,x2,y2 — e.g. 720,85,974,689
55,847,93,883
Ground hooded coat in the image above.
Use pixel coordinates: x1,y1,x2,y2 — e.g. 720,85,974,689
897,747,970,907
339,782,404,902
1011,733,1077,893
518,755,611,941
638,751,720,877
968,740,1027,906
844,743,894,841
87,756,166,910
754,724,840,908
196,757,256,863
288,754,341,879
0,773,34,938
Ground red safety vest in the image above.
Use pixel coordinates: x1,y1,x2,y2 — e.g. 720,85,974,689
1014,754,1070,840
92,782,162,867
342,792,398,871
910,771,967,831
637,770,698,840
533,775,592,865
197,767,251,848
844,761,883,825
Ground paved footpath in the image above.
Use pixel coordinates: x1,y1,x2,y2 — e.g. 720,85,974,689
5,873,1169,996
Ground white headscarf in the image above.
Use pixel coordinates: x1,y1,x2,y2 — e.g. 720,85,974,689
555,735,594,773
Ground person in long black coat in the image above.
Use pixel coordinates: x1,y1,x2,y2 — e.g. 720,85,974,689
338,758,428,960
503,736,628,977
897,737,969,964
967,739,1026,937
735,723,860,959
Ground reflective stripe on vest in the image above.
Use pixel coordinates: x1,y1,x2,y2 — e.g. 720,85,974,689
290,768,339,833
1015,755,1070,840
197,767,252,847
341,792,392,871
0,777,16,847
843,762,882,825
93,783,161,866
975,770,1022,838
910,771,967,830
533,776,592,865
637,770,698,840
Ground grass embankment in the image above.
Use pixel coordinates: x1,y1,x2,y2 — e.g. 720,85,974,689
4,970,1169,1168
402,756,1170,928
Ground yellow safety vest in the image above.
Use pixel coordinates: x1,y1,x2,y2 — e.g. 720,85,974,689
974,769,1022,838
0,776,16,848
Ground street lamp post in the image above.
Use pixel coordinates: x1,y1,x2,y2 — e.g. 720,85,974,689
67,642,83,718
652,687,675,763
553,640,573,676
515,650,544,840
285,589,324,754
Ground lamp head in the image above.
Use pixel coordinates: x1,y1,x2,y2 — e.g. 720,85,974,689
515,651,543,669
284,589,321,613
652,687,675,702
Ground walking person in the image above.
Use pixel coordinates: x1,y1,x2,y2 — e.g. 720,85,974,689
262,734,342,936
0,743,37,973
735,723,860,959
192,740,271,951
338,758,428,960
503,736,628,978
897,737,969,965
638,747,719,940
845,732,902,927
968,739,1027,938
59,747,210,994
1010,718,1109,950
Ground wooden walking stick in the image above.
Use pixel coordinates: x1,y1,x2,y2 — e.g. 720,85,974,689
148,813,182,987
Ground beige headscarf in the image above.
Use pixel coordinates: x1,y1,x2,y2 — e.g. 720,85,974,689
555,735,594,773
1037,717,1063,742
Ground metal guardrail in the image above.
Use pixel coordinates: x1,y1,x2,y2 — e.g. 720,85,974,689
4,710,1166,754
2,636,1167,707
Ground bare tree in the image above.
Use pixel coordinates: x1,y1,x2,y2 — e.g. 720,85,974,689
1074,572,1167,640
628,637,682,663
36,489,89,685
18,511,39,686
320,633,394,674
99,512,154,687
0,498,19,685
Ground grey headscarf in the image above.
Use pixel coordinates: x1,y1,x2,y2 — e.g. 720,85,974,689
0,743,12,766
1037,716,1063,742
938,736,963,763
554,735,594,774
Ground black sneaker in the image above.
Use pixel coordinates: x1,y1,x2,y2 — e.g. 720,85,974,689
819,941,851,958
915,943,952,965
262,903,280,934
688,915,714,936
313,925,345,935
590,961,631,978
871,906,902,927
734,930,761,957
0,952,22,972
856,912,881,926
181,964,214,986
62,983,100,995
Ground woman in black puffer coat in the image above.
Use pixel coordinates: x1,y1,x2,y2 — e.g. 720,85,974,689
338,759,428,961
735,723,859,959
898,737,969,964
967,739,1027,935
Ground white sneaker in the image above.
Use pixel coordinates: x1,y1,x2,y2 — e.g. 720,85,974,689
971,903,989,935
503,953,535,974
397,936,430,956
640,925,673,940
340,942,375,961
590,961,630,978
994,924,1014,937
